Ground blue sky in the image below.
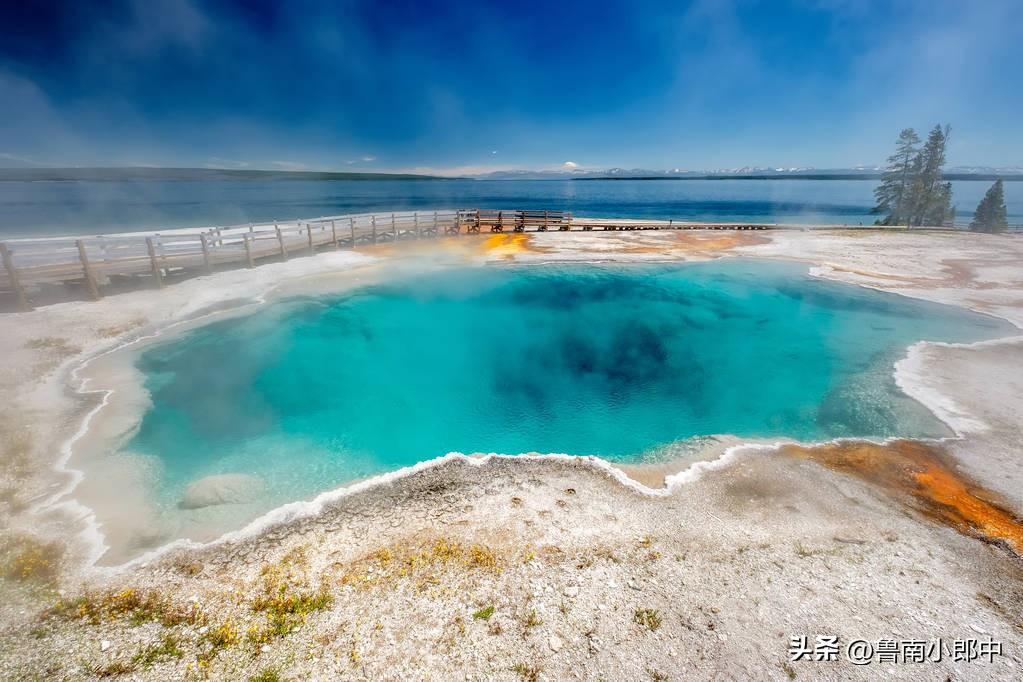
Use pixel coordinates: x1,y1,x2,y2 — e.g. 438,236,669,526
0,0,1020,174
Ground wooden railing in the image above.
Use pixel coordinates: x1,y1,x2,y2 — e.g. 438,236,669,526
0,209,772,311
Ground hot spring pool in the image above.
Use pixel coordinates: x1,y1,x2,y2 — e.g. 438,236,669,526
123,260,1011,518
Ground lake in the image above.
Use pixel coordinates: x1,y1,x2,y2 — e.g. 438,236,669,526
1,178,1020,238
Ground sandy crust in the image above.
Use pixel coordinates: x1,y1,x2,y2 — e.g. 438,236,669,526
1,228,1022,680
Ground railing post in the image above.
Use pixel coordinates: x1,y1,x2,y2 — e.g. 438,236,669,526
0,243,32,311
414,212,420,238
275,222,288,260
371,215,377,243
331,219,338,249
146,237,164,287
76,239,102,300
243,234,255,268
349,217,356,248
199,233,212,274
391,213,397,240
305,221,314,255
433,211,439,237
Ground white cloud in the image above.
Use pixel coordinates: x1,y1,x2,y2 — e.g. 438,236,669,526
205,157,250,169
268,160,312,171
361,156,377,162
0,152,51,167
563,161,578,169
394,164,513,177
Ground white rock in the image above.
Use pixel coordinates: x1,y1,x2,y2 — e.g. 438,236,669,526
627,580,640,590
198,626,209,635
179,473,265,509
261,644,271,653
100,640,111,652
564,585,580,598
549,635,563,652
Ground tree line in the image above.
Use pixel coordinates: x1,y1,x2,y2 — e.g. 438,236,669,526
873,125,1009,232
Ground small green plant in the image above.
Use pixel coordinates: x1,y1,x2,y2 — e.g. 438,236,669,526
132,633,183,668
633,608,662,631
248,667,283,682
3,536,64,585
250,550,333,639
522,609,542,629
203,620,240,650
48,587,204,627
472,605,495,620
93,659,136,677
511,662,541,681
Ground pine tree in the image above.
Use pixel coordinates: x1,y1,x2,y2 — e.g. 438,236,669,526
872,128,920,225
909,125,953,226
970,180,1008,232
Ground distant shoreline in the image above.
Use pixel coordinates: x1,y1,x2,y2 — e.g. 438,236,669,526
2,167,1021,182
0,167,448,182
573,173,1023,182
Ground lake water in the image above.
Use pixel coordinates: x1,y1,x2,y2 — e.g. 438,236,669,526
2,178,1020,237
125,260,1011,523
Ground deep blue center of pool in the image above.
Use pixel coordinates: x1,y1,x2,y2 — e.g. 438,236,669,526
127,260,1010,509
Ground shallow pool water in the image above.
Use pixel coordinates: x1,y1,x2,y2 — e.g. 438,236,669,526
126,260,1011,513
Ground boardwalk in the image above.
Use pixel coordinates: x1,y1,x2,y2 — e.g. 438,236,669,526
0,209,772,311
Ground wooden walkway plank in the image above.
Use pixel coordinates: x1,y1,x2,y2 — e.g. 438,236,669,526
1,209,778,310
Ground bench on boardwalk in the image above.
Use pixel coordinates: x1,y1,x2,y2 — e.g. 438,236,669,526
515,210,571,232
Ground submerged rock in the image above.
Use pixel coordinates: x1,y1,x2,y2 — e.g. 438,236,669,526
179,473,264,509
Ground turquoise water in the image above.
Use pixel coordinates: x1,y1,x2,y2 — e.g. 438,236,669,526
127,260,1010,510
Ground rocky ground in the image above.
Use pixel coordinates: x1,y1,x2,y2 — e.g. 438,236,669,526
0,228,1021,680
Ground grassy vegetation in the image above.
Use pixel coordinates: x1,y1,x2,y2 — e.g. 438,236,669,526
250,547,334,640
248,667,284,682
92,659,137,678
511,662,542,681
472,605,495,620
338,536,502,590
48,587,205,627
196,620,241,668
132,633,184,668
633,608,662,631
521,609,543,630
3,535,64,585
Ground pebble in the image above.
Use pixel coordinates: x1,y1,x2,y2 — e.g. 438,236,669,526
198,626,209,635
564,585,580,598
549,635,563,652
100,640,111,652
261,645,271,653
627,580,640,590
